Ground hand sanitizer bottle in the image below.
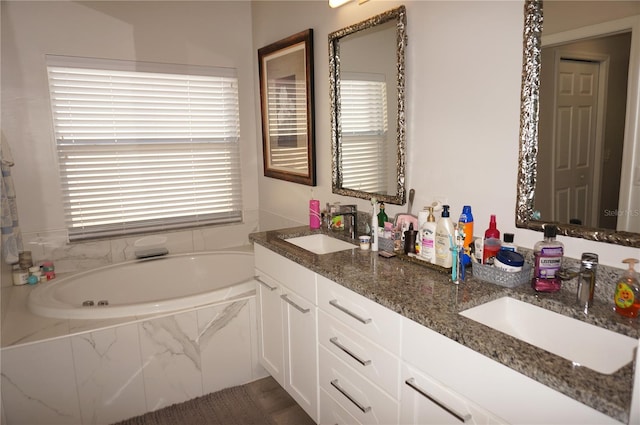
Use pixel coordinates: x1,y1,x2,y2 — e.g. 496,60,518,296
614,258,640,318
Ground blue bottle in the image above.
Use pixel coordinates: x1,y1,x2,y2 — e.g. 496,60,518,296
458,206,474,255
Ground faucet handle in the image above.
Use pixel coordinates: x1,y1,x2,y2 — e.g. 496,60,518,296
580,252,599,269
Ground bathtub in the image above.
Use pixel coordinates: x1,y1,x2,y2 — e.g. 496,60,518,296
27,251,257,320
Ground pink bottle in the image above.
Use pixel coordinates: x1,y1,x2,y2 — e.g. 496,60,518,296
309,200,321,229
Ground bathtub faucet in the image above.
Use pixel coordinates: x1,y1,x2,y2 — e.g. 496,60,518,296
135,247,169,259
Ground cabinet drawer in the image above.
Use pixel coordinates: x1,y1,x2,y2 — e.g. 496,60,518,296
318,275,401,355
402,317,621,425
401,362,508,425
255,244,317,303
319,345,399,425
320,388,361,425
318,310,400,399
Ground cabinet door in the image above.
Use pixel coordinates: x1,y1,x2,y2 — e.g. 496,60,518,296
400,363,508,425
282,287,318,422
255,272,284,386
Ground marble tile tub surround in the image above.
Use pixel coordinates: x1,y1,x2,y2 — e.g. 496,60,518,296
250,226,640,423
1,296,267,425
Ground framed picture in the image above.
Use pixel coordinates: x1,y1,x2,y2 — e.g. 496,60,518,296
258,29,316,186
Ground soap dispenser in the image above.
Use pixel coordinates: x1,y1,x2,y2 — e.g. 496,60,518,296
435,205,454,268
614,258,640,318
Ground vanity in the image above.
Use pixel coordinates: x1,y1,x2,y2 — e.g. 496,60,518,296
250,226,640,425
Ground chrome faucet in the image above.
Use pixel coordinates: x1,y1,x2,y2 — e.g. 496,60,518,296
327,203,358,239
558,252,599,312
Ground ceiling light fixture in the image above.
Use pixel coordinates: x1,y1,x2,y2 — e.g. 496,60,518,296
329,0,368,8
329,0,352,8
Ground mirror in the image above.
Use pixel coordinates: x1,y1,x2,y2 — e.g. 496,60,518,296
516,0,640,247
329,6,407,205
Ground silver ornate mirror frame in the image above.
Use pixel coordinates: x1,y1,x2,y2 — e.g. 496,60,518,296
516,0,640,247
329,5,407,205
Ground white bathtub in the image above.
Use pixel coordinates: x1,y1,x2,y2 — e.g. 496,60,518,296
27,251,256,320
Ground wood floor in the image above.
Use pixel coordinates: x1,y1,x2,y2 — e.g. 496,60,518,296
245,376,316,425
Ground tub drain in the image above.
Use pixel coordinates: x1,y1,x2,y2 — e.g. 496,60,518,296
82,300,94,307
97,300,109,306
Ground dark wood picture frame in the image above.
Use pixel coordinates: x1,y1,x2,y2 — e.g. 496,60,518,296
258,29,316,186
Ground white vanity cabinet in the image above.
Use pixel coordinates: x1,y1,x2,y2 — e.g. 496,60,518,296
402,317,623,425
254,242,625,425
254,244,318,422
317,275,402,425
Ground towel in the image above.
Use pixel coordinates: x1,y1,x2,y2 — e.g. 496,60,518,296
1,136,23,264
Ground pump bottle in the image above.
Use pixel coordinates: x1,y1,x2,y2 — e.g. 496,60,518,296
435,205,454,268
614,258,640,318
419,207,437,264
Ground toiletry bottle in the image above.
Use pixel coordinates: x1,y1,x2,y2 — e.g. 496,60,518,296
420,207,437,264
378,202,388,228
371,198,379,252
404,223,418,255
482,215,501,265
501,233,517,252
435,205,454,268
309,199,321,229
614,258,640,318
484,215,500,239
457,206,474,255
531,224,564,292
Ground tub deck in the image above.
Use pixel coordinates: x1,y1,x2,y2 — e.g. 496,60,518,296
1,248,257,349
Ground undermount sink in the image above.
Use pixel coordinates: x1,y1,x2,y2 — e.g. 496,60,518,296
460,297,638,374
285,234,357,255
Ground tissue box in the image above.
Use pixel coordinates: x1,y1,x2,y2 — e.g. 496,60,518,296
471,262,533,288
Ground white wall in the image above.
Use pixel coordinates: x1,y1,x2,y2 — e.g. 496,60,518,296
1,0,260,282
252,0,640,267
2,0,638,276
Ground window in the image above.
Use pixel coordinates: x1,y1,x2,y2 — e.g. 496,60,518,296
340,74,388,193
46,56,243,241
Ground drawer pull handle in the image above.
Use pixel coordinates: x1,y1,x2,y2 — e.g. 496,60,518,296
405,378,472,423
330,337,371,366
255,276,277,291
329,299,372,324
281,294,310,314
330,379,371,413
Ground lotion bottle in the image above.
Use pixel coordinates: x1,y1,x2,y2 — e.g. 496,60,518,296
420,207,437,264
435,205,454,268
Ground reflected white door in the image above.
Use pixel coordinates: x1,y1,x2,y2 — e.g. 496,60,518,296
552,59,601,227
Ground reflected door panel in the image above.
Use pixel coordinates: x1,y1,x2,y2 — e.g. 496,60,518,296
552,59,600,227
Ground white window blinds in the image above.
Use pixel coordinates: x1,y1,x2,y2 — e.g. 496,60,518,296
46,56,243,241
340,75,388,193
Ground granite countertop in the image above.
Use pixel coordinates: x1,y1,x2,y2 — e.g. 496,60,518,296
250,226,640,423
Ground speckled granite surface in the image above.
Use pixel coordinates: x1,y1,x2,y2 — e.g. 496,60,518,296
250,226,640,423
